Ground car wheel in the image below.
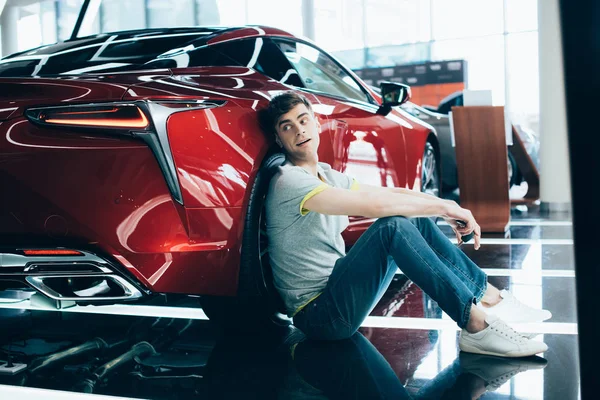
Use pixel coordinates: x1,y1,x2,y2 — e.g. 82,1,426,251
201,152,291,335
507,151,521,187
421,141,440,197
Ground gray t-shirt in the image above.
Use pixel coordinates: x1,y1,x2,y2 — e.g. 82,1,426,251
266,159,358,317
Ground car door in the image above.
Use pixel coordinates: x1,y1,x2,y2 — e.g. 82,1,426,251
269,38,410,243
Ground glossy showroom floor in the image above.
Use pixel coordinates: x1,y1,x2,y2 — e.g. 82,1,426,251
0,204,579,399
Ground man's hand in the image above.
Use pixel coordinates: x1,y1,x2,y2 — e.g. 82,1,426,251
441,200,481,250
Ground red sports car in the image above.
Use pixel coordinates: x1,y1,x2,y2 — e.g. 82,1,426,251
0,26,439,324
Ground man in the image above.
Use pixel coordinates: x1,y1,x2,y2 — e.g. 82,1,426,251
264,91,551,358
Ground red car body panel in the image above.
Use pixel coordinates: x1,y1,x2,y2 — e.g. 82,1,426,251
0,28,435,298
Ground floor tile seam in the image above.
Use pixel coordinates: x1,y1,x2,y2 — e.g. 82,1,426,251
394,269,576,277
0,302,578,335
437,220,572,226
362,316,578,334
449,239,573,245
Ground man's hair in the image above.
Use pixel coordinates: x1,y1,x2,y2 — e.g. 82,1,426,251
266,91,313,135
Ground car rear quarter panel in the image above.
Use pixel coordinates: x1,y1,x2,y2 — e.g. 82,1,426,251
0,72,281,296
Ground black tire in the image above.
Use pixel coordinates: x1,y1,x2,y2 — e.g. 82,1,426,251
507,151,522,187
421,141,441,197
201,151,291,334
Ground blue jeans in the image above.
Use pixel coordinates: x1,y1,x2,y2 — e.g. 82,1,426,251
293,216,488,340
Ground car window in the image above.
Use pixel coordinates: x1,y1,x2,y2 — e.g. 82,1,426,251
437,93,463,114
272,39,370,103
0,60,39,76
0,33,211,76
187,38,303,87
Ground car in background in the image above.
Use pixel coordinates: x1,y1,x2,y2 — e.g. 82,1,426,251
0,26,440,328
404,91,540,192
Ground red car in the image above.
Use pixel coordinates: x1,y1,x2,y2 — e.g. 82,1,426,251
0,26,439,324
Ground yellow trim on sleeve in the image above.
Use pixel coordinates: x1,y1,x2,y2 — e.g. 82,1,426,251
299,183,329,216
350,178,359,191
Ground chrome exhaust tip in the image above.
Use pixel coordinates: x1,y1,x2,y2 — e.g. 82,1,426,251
25,274,144,301
1,248,147,303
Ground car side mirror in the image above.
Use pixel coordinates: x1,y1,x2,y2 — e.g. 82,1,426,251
377,82,411,116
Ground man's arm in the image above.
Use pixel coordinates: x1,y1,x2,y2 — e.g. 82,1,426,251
303,184,482,249
356,182,446,203
303,186,448,219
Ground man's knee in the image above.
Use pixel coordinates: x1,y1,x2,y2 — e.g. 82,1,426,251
377,215,412,229
410,216,437,229
374,216,416,240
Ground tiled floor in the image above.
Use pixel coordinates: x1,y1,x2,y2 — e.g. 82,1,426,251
0,205,579,399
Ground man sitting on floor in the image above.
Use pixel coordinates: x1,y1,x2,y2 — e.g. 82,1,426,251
264,91,551,358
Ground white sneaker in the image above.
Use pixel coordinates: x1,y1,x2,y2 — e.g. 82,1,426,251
479,289,552,323
519,332,541,339
459,314,548,357
460,353,548,391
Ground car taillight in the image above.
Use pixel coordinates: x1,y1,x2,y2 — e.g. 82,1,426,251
25,104,150,130
22,249,84,256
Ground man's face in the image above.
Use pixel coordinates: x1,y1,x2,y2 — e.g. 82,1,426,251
274,103,321,162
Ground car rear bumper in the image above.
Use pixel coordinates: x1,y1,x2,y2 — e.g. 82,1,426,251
0,249,146,303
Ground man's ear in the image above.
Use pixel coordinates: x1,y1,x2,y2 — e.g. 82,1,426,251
315,117,322,133
274,134,283,148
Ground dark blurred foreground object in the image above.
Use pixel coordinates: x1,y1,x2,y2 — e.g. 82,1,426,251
559,0,600,398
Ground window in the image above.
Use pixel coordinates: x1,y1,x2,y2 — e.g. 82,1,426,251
246,0,303,37
505,0,538,33
147,0,196,28
57,0,85,41
329,48,366,71
365,0,431,47
101,0,146,33
506,32,539,132
365,42,431,67
431,0,504,40
186,39,301,86
273,39,371,103
0,33,215,76
197,0,303,36
102,36,203,59
432,35,505,106
41,48,100,74
314,0,365,52
0,60,39,77
15,1,58,52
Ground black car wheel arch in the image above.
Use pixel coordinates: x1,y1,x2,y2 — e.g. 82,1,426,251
201,151,291,333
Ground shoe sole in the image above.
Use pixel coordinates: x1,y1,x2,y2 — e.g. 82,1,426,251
459,342,547,358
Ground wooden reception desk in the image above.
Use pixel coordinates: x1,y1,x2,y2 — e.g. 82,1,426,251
451,106,510,233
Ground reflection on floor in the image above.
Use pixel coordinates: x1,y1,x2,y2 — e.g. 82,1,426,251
0,205,579,399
